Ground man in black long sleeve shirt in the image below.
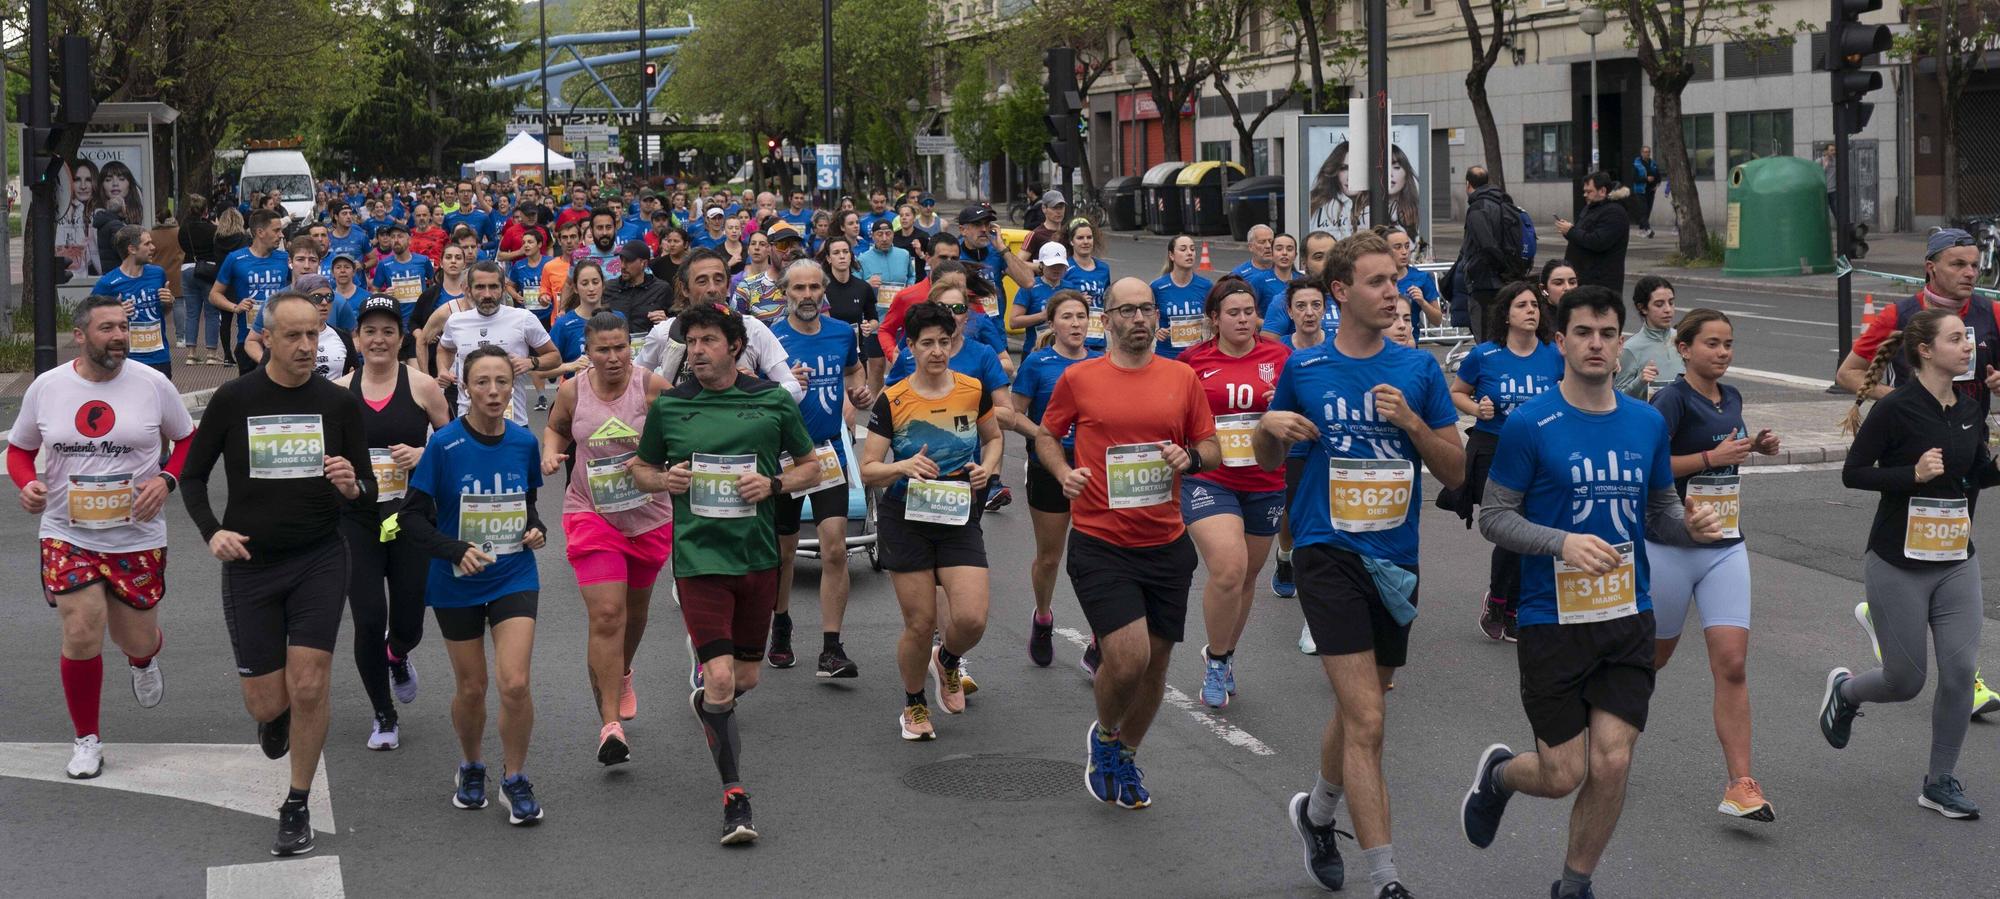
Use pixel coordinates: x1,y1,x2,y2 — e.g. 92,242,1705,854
180,291,373,857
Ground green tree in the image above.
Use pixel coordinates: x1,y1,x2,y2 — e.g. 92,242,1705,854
994,81,1048,188
325,0,525,174
948,71,1003,199
1118,0,1262,161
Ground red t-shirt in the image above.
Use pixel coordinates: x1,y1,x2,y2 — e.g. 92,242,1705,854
1175,337,1291,493
553,205,593,234
409,227,447,265
1040,355,1218,548
878,278,935,356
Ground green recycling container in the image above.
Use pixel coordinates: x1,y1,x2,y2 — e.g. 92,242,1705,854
1721,156,1833,277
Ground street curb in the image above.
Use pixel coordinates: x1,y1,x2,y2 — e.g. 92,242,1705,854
0,386,214,450
1744,444,1847,467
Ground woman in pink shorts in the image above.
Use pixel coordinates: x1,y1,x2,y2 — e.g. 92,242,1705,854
540,310,672,766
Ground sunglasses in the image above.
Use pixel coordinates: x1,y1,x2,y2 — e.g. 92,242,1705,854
309,293,333,303
942,303,970,315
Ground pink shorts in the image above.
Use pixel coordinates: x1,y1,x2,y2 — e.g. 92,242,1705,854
563,512,672,589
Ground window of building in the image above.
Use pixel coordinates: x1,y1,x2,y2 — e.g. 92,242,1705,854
1687,45,1715,82
1252,139,1273,176
1523,122,1575,182
1723,37,1794,79
1726,109,1793,170
1200,140,1233,163
1415,0,1435,14
1680,114,1716,180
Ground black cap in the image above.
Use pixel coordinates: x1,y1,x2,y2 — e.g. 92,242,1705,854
617,239,652,263
356,294,402,328
957,203,997,225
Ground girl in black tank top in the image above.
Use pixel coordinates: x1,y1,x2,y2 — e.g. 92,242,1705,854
350,363,433,512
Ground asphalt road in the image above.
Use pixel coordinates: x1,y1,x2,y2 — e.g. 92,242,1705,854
2,416,1996,897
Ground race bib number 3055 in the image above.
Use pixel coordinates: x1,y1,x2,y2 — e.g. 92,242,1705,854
247,415,325,480
1328,458,1413,533
1105,443,1173,509
1905,497,1970,562
690,453,757,518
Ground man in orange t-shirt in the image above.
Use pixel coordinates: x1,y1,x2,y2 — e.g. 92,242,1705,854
1033,275,1218,812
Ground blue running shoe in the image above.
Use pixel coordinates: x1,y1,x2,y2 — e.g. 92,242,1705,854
1271,557,1297,598
1113,753,1151,809
502,773,543,825
1084,721,1119,802
1200,649,1230,709
1461,743,1514,848
1919,774,1981,820
1224,657,1238,697
453,762,488,810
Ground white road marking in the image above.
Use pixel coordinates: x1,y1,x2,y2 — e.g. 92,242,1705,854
1729,366,1835,390
1053,626,1277,757
207,856,344,898
0,742,334,828
1695,307,1835,328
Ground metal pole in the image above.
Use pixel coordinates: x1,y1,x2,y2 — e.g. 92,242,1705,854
29,0,57,374
539,0,550,184
821,0,835,207
637,0,648,179
0,47,14,340
1366,0,1388,227
1834,102,1854,363
1589,34,1600,171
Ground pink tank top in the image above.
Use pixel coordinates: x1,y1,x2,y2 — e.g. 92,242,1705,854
563,373,674,536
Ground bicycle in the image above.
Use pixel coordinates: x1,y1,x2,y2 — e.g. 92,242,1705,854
1006,196,1031,228
1967,217,2000,289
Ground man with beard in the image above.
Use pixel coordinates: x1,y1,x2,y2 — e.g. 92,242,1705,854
581,207,623,276
435,261,560,425
94,225,176,378
409,204,448,265
603,240,673,335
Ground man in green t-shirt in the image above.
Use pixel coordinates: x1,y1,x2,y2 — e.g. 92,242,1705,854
633,304,818,846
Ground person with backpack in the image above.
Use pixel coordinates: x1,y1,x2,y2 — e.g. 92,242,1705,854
1450,167,1531,338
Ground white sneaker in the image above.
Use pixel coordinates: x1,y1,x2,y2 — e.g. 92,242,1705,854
1298,622,1317,655
387,643,419,705
130,660,164,709
366,716,400,751
67,735,103,779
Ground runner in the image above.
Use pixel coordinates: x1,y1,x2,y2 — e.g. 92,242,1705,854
877,235,964,355
327,254,366,334
1648,308,1781,821
1059,220,1112,305
541,312,671,765
1263,232,1341,339
395,346,546,825
1176,277,1290,708
369,223,433,337
1540,259,1579,306
434,261,560,425
862,301,1003,737
1613,275,1680,399
1460,286,1723,898
180,290,376,856
247,275,358,381
1009,291,1100,667
211,209,292,374
633,249,803,400
768,260,874,676
1231,225,1279,297
93,225,175,378
1452,281,1563,642
1151,235,1214,361
630,304,820,845
1010,243,1067,354
331,297,450,750
507,226,555,329
1820,307,1991,820
1272,278,1328,605
1256,233,1464,896
414,243,472,380
1383,226,1443,326
1035,276,1219,810
11,295,193,779
545,259,619,384
817,234,885,392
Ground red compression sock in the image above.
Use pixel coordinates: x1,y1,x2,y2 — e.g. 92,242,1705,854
61,654,104,738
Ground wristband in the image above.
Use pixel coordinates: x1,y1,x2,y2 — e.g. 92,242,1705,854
769,474,783,497
157,472,178,494
1183,442,1205,474
1701,450,1711,469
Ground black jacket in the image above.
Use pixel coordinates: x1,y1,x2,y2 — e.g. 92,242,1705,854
1565,190,1631,293
1455,185,1518,292
93,207,127,276
1843,378,2000,568
604,271,674,333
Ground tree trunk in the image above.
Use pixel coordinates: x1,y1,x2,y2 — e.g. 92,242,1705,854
1156,90,1185,161
1297,0,1327,111
1651,85,1708,256
1466,71,1505,189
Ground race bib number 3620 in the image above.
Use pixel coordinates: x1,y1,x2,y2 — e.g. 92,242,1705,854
1328,458,1413,533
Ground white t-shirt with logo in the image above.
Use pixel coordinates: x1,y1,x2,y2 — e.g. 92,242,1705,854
12,361,194,552
315,326,349,380
438,305,553,424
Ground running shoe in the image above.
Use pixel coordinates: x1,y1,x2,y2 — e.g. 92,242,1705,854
687,635,704,692
533,395,550,413
367,714,400,751
130,660,163,708
1548,883,1595,899
1378,884,1414,899
66,734,102,779
502,773,543,825
1029,611,1055,667
453,762,489,809
1271,558,1297,598
983,485,1013,512
598,721,630,766
816,647,858,679
1288,791,1346,891
1085,721,1120,802
1718,776,1774,822
1461,743,1515,849
931,646,966,714
1818,667,1862,749
1080,640,1101,679
618,669,638,720
767,616,796,669
1853,602,1881,662
1200,649,1230,709
1503,612,1519,643
258,708,291,760
387,645,419,704
1919,774,1981,820
721,787,758,844
899,704,936,741
272,804,314,857
1974,674,2000,718
1113,753,1151,809
1478,596,1508,642
1224,656,1238,697
1298,622,1317,655
958,659,979,696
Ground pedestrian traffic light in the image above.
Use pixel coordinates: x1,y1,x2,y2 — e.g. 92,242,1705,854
31,36,94,187
1043,47,1083,170
1825,0,1890,133
643,62,658,89
1849,221,1870,260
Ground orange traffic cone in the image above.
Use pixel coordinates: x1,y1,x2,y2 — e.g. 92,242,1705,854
1199,242,1214,271
1861,293,1877,328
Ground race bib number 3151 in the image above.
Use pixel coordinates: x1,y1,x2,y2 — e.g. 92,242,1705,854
1554,542,1638,625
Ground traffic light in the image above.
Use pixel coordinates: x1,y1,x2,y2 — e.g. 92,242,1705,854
1043,47,1083,170
643,62,659,89
31,35,94,186
1849,221,1870,260
1825,0,1890,133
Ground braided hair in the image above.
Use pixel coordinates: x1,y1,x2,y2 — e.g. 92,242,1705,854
1843,307,1959,434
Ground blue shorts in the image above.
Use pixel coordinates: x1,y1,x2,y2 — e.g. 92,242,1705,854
1642,541,1751,640
1180,478,1284,537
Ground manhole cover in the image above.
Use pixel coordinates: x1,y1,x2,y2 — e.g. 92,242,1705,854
902,755,1083,801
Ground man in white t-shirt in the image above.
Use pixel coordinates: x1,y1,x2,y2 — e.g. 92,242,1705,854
8,294,195,780
436,261,559,423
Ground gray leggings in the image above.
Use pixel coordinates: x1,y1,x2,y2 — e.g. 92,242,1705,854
1841,552,1984,777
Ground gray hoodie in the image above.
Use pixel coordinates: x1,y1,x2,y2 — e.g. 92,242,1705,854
1614,323,1683,398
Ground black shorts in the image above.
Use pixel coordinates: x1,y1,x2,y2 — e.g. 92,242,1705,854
859,331,885,360
877,493,987,572
1025,451,1071,514
433,590,540,642
776,485,849,536
1067,529,1196,643
1516,611,1657,747
221,539,349,677
1297,544,1419,669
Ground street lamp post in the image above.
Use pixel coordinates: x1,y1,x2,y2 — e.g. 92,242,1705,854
1123,66,1143,177
539,0,549,184
907,97,925,193
1579,8,1607,173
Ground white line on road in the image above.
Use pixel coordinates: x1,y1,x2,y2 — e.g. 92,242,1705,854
1694,306,1835,328
0,742,335,828
1729,366,1835,390
207,855,344,899
1053,626,1276,757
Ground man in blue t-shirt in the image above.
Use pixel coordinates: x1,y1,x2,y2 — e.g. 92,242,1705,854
1232,224,1280,298
95,224,175,377
778,191,814,238
325,202,374,269
442,182,493,248
370,223,435,331
1252,231,1463,897
210,209,293,374
1458,285,1723,899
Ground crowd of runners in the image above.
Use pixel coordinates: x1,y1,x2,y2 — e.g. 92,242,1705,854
16,173,2000,895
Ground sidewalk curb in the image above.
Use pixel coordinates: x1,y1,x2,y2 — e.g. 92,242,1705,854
0,386,214,450
1745,444,1847,467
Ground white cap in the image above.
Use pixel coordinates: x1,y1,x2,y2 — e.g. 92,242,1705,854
1036,242,1070,268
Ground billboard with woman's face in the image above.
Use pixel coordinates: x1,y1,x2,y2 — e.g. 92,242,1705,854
39,132,154,279
1293,114,1429,251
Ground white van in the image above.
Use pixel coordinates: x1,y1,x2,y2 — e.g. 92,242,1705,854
238,150,315,222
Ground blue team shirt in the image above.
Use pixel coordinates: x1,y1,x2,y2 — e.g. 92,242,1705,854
215,247,292,342
442,207,493,245
856,247,914,288
1262,290,1338,338
1150,273,1212,360
94,265,170,365
329,284,365,333
770,317,860,444
1271,340,1457,564
372,255,435,326
616,212,649,244
1012,346,1100,449
778,209,814,237
1014,280,1063,351
508,256,553,322
1455,341,1565,436
548,309,628,375
1487,391,1676,626
887,336,1010,391
408,419,543,608
1651,378,1748,548
1398,268,1440,310
1061,260,1112,348
1232,262,1281,306
859,212,896,238
326,227,370,264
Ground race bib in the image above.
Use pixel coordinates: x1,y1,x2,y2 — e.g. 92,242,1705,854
1555,542,1639,624
459,491,528,555
904,478,972,525
876,284,902,320
1087,307,1105,342
1905,497,1970,561
1169,316,1205,348
1686,473,1740,540
246,414,325,480
1215,413,1260,468
781,442,846,498
67,473,135,529
690,452,757,518
129,321,164,354
523,292,549,312
1105,443,1174,509
391,279,423,304
369,448,407,502
1328,458,1414,533
586,451,651,513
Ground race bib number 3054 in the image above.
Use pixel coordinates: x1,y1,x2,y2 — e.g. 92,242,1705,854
1905,497,1970,562
247,415,325,480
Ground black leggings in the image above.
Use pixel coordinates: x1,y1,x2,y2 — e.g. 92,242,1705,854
339,516,429,721
1462,428,1522,613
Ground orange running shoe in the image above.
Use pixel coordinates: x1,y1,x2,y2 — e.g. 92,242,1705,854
899,704,936,741
1719,776,1774,822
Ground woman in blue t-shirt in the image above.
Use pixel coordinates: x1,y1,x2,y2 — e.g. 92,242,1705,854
1150,234,1212,360
1007,290,1100,666
543,259,623,390
1060,221,1112,351
1450,279,1564,641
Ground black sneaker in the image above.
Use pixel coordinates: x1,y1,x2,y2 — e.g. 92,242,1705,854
1029,614,1054,668
1919,774,1981,820
1478,598,1507,641
271,803,313,856
1079,640,1101,679
1287,791,1346,890
767,617,796,669
983,485,1012,512
1819,667,1862,749
1461,743,1515,849
533,395,550,412
815,646,858,679
1549,882,1597,899
721,787,758,844
258,709,291,760
1378,883,1414,899
1502,611,1519,643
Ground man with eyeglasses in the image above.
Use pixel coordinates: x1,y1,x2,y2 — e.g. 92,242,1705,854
1033,276,1218,812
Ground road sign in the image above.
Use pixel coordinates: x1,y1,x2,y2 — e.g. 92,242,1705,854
816,143,842,190
915,135,954,157
506,122,537,136
565,123,611,139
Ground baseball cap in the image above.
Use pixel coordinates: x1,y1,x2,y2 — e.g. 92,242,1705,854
705,206,725,219
1036,243,1070,268
294,274,332,296
919,194,936,207
356,294,402,327
378,221,408,234
957,203,997,225
767,221,806,244
1040,189,1067,207
617,239,652,263
870,218,894,233
329,251,359,268
1928,228,1976,259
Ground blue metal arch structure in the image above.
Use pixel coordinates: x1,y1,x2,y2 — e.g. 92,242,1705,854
494,28,695,116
